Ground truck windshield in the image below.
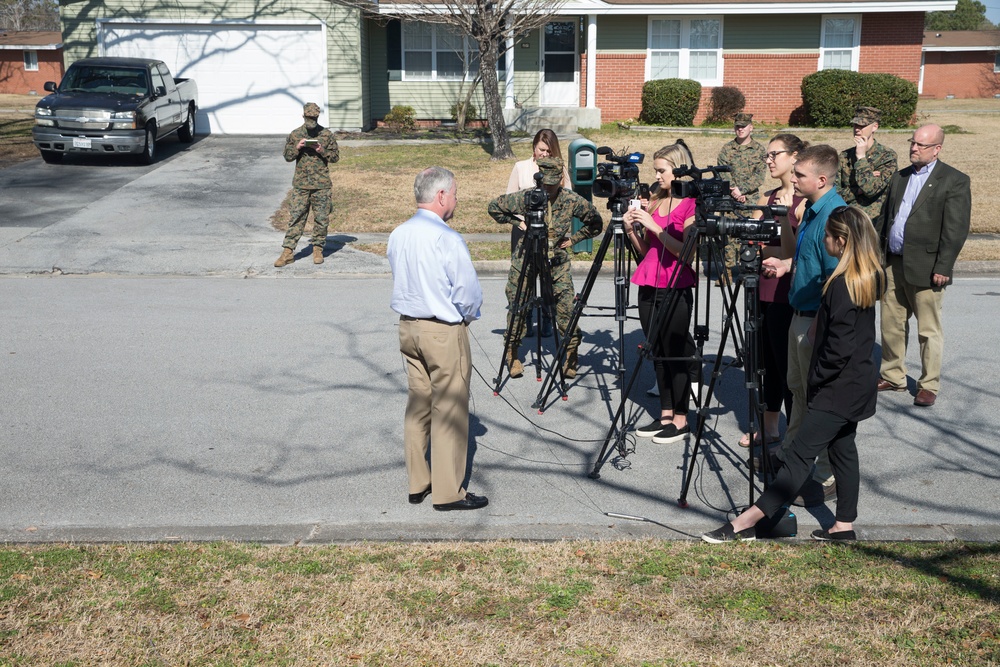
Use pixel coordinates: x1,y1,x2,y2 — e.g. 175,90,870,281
60,66,149,96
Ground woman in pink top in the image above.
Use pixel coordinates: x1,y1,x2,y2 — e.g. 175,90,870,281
623,140,699,444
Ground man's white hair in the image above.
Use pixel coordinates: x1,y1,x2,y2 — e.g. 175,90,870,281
414,167,455,204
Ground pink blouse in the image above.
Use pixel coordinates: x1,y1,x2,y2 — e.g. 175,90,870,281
631,198,697,290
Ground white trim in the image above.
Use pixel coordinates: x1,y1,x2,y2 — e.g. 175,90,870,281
919,50,924,94
819,13,860,71
379,1,957,16
923,45,1000,52
505,18,515,108
0,43,61,50
586,14,597,108
646,15,723,87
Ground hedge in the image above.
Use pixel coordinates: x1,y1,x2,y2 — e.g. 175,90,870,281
801,70,917,128
640,79,701,126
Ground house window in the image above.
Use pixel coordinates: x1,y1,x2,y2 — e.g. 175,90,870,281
994,53,1000,73
24,51,39,72
819,15,860,71
402,22,479,81
647,17,722,86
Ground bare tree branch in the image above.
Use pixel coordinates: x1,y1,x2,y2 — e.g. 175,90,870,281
339,0,569,159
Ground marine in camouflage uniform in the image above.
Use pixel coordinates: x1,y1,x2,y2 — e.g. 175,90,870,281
275,102,340,267
837,106,898,223
488,157,604,376
717,113,768,270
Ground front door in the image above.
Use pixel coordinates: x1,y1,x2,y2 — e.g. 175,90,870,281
540,21,578,106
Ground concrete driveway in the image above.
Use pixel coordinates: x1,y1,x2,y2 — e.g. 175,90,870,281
0,136,388,276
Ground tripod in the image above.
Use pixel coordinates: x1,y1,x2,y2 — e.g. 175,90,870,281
533,197,637,412
493,207,567,393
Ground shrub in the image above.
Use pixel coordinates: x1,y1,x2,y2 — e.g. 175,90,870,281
707,86,746,124
450,101,478,122
640,79,701,126
383,105,416,132
801,70,917,128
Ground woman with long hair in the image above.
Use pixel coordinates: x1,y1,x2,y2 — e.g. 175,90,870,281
739,134,809,448
623,140,700,444
703,205,885,542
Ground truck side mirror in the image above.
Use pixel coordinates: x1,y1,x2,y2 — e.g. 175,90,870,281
153,85,166,98
44,81,57,92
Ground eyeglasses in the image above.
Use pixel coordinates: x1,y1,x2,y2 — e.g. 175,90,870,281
763,150,788,162
908,139,940,150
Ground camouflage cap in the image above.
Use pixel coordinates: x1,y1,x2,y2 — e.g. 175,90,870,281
302,102,322,118
734,113,753,127
851,106,881,126
536,157,565,186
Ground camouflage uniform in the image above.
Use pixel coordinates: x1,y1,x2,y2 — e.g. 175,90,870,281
488,177,604,361
837,139,897,222
281,108,340,252
717,137,767,269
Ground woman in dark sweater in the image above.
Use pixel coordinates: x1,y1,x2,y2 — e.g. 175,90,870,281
703,205,886,543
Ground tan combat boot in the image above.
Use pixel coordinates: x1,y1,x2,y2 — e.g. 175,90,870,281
507,350,524,378
313,246,325,264
563,350,578,379
274,248,294,267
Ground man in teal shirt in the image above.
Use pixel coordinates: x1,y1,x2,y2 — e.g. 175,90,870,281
762,145,845,506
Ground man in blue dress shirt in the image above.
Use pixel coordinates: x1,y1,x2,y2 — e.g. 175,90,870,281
387,167,488,511
762,145,846,506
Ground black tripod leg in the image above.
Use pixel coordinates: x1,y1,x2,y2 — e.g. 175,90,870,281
493,239,537,394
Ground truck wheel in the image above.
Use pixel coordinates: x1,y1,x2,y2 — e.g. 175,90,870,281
139,125,156,165
178,107,195,143
40,151,63,164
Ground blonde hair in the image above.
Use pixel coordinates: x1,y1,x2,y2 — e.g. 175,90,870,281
650,139,694,205
823,206,886,309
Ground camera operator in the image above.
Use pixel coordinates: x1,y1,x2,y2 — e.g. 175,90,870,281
488,157,604,379
761,145,848,507
703,206,885,542
738,134,809,449
623,140,700,445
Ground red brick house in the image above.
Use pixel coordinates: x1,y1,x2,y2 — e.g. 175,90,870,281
0,31,63,95
920,30,1000,98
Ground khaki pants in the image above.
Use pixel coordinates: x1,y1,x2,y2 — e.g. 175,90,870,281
879,254,945,394
399,318,471,505
782,313,833,486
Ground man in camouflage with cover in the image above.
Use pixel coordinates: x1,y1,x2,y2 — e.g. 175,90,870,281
274,102,340,267
717,112,767,272
488,157,604,379
837,105,897,222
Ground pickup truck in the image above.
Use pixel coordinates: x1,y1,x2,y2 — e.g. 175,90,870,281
32,57,198,165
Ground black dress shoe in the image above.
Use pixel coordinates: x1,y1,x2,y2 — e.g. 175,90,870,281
433,492,489,511
408,486,431,504
811,528,857,542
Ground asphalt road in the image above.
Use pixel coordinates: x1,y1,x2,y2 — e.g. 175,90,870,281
1,138,999,544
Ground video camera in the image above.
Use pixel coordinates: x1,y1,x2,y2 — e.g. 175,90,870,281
524,172,548,230
671,163,784,243
593,147,646,201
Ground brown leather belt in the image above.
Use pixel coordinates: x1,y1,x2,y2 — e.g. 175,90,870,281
400,315,460,326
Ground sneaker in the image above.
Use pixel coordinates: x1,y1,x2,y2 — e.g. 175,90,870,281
635,419,667,437
811,528,857,542
702,523,756,544
652,423,690,444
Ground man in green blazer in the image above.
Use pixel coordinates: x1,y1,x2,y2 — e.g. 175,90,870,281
874,124,971,407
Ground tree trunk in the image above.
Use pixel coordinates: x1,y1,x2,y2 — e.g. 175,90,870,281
478,40,514,160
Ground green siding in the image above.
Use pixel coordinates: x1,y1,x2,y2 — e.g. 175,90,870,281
723,16,821,50
58,0,365,129
596,16,646,52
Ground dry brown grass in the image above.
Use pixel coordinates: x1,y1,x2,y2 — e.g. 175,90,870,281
0,95,38,169
1,540,997,666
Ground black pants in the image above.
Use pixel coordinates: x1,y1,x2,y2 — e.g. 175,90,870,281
755,408,861,524
760,300,793,417
637,285,697,415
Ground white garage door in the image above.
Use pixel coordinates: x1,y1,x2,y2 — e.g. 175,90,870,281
100,21,328,135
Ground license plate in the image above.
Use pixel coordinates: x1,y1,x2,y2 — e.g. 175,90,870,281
72,137,92,149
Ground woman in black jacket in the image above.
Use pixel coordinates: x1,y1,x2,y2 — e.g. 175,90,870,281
702,205,886,543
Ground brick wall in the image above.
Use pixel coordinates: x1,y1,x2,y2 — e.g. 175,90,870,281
859,12,923,83
591,53,646,121
922,51,1000,98
0,50,63,95
713,53,818,125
